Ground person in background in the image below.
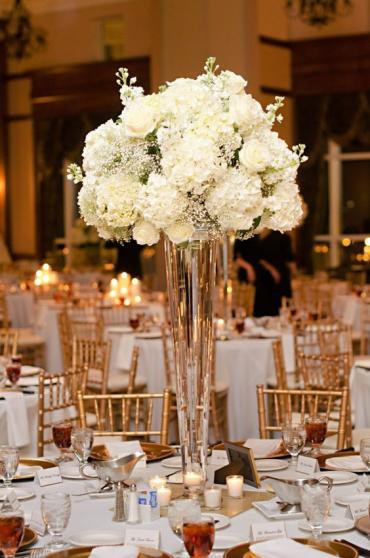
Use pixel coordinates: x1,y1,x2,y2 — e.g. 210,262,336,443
235,229,296,317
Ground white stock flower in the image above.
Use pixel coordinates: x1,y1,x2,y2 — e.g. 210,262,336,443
239,139,271,173
123,97,158,138
206,169,263,230
133,221,160,245
229,93,267,134
219,70,247,95
165,223,194,243
263,182,303,231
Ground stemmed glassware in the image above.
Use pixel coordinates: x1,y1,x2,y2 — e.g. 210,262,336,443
167,499,201,557
300,479,332,540
71,427,94,466
360,438,370,470
52,421,73,462
282,421,306,465
0,447,19,488
0,508,25,558
304,415,328,457
5,356,22,389
183,516,215,558
41,492,71,549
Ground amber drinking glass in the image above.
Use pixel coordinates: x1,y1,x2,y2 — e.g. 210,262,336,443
52,421,73,462
305,415,327,456
0,510,25,558
183,517,215,558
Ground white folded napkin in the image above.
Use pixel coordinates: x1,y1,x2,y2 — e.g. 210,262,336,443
356,359,370,369
105,441,146,468
89,546,138,558
244,438,282,458
0,391,30,447
325,455,367,471
250,537,335,558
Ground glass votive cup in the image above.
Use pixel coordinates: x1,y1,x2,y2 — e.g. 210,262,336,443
149,476,167,490
204,486,222,510
184,471,204,498
157,486,172,508
226,475,244,498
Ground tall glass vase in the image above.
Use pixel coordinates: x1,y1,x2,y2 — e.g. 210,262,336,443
164,229,217,489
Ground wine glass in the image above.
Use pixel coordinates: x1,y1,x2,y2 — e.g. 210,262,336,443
0,509,25,558
52,421,73,462
282,421,306,465
301,482,331,540
71,427,94,465
5,356,21,389
183,516,215,558
167,499,201,557
360,438,370,470
304,415,328,457
41,492,71,549
0,447,19,488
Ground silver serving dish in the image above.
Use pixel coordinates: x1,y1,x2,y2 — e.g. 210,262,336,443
260,475,333,505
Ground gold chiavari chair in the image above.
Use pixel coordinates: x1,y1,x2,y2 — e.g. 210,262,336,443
297,351,352,446
72,337,111,394
318,323,353,364
58,311,72,369
360,300,370,356
77,389,172,445
256,384,348,450
232,282,255,317
37,366,87,457
69,319,103,341
272,338,288,389
0,294,10,329
99,306,129,327
107,346,147,394
0,328,18,357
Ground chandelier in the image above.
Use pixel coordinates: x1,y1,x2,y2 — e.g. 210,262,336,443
0,0,46,59
286,0,353,26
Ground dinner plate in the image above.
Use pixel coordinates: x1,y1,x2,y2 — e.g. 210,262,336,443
0,488,35,501
141,442,175,462
201,513,230,530
45,546,172,558
298,518,354,533
60,463,97,480
161,456,182,468
14,457,55,481
14,464,42,479
313,470,358,485
213,534,246,550
355,515,370,535
224,539,357,558
21,365,41,377
68,530,125,547
325,456,367,473
135,332,161,339
19,528,38,550
335,493,370,506
256,459,289,472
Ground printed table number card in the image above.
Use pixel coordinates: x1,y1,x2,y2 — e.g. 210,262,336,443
125,528,160,549
346,501,369,520
296,455,320,475
251,521,286,542
36,466,63,487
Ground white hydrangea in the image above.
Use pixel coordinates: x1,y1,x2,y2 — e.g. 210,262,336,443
166,222,195,244
205,168,263,230
95,173,139,229
136,173,189,228
133,221,160,245
263,182,303,231
82,120,123,176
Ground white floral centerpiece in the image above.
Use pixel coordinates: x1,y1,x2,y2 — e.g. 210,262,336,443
67,58,306,245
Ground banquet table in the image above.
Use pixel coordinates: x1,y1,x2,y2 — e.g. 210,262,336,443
10,452,370,555
6,291,35,328
351,359,370,428
107,330,295,440
333,294,363,334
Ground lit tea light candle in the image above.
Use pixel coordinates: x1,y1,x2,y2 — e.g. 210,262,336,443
133,295,142,304
149,476,167,490
131,277,141,297
184,471,203,488
226,475,243,498
157,486,171,507
124,298,131,306
119,272,131,290
216,318,225,331
204,486,222,509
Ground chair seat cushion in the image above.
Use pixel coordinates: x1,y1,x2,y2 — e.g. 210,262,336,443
17,328,45,347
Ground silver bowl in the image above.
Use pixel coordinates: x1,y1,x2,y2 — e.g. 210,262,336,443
260,475,332,505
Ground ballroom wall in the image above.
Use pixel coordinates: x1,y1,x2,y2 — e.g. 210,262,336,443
3,0,370,259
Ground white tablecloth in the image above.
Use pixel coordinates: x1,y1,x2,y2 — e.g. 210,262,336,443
0,391,38,455
12,454,370,554
351,360,370,428
333,294,362,333
35,301,63,372
6,292,35,328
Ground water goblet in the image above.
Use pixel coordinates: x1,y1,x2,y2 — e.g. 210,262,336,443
282,421,306,465
71,427,94,465
0,447,19,488
41,492,71,549
304,415,327,457
360,438,370,470
52,421,73,462
183,516,215,558
0,508,25,558
300,482,331,540
167,499,201,557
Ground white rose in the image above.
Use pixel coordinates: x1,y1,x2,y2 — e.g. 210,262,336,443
166,223,194,244
220,70,247,94
239,139,271,172
133,221,160,245
229,93,266,132
123,99,158,138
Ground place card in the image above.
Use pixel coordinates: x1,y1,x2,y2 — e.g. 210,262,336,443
210,450,229,467
296,455,319,475
29,510,46,536
36,466,62,487
251,521,286,541
346,501,369,520
125,528,160,549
